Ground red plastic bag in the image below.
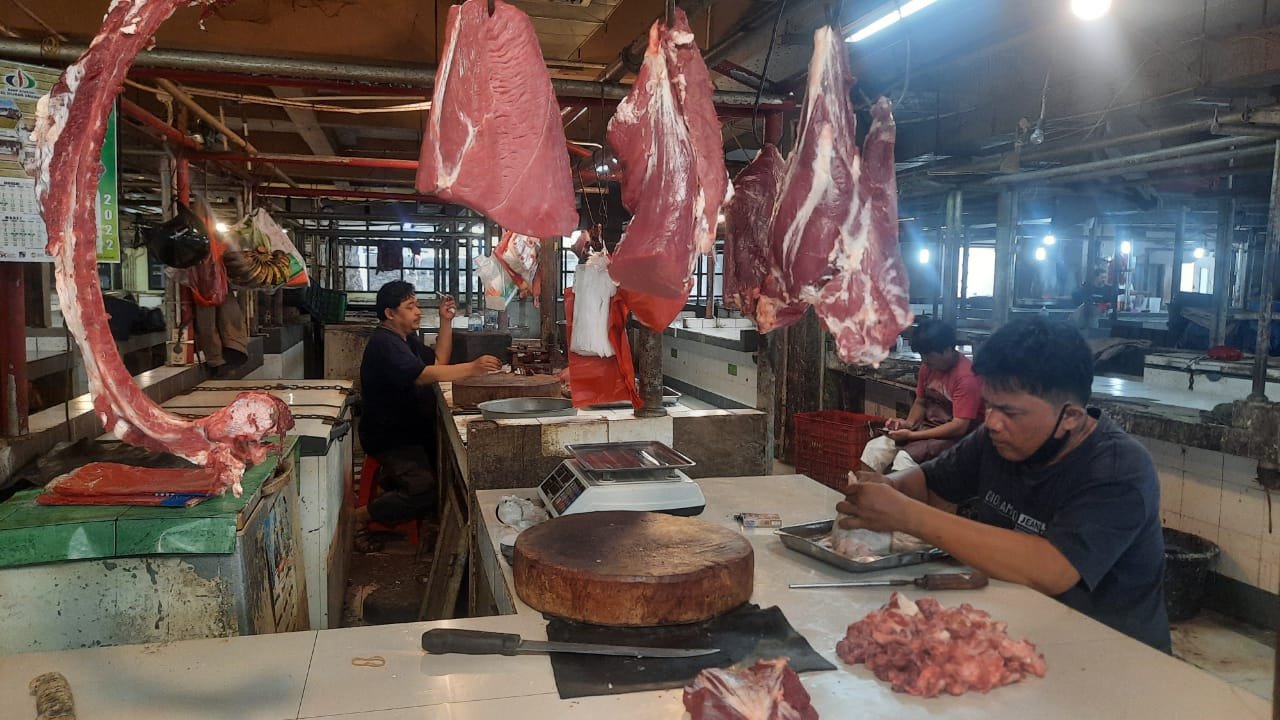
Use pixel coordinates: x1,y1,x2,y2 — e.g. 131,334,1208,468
617,286,689,333
1207,345,1244,362
565,287,639,408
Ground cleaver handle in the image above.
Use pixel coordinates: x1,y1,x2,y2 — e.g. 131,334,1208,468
422,628,521,655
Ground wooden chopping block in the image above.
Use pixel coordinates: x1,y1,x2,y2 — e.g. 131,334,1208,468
513,511,754,626
452,373,562,407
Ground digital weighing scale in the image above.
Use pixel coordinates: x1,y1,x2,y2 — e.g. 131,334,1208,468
536,441,705,517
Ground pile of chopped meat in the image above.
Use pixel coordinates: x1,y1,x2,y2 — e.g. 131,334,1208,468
836,592,1047,697
683,658,819,720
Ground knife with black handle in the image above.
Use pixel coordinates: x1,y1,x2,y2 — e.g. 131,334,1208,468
421,628,719,658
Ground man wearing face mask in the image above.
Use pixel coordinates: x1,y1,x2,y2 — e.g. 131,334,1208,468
837,318,1169,652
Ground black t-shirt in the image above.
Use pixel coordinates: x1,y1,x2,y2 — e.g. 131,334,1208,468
921,409,1171,652
358,326,437,458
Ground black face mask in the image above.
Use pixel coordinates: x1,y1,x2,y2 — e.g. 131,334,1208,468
1023,404,1072,467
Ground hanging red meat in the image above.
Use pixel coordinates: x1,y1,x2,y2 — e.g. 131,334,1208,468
416,0,577,239
765,26,912,364
683,658,820,720
28,0,293,497
813,98,913,366
836,593,1047,698
607,9,729,326
724,145,784,316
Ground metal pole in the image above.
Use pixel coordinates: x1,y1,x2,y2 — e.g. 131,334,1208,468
1212,198,1235,347
958,228,971,322
0,262,27,436
1171,207,1186,304
993,190,1018,326
941,190,963,324
1250,141,1280,401
986,138,1272,186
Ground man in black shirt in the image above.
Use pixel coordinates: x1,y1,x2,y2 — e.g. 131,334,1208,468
355,281,500,539
838,318,1170,652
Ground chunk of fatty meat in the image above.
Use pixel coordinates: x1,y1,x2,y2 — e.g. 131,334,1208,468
29,0,294,496
683,658,819,720
607,9,729,318
724,145,784,315
836,592,1046,698
416,0,576,238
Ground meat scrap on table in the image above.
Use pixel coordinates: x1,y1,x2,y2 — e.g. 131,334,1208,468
27,0,293,497
837,592,1047,698
683,658,820,720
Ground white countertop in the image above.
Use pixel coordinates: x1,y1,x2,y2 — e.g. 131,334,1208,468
1,475,1267,719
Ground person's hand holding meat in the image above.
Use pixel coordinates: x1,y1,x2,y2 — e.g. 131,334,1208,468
468,354,502,374
884,418,910,431
836,481,918,534
886,428,917,442
439,295,458,323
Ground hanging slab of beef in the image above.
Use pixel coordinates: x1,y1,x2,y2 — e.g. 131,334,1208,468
28,0,293,496
513,510,754,626
415,0,577,239
606,9,730,313
683,658,820,720
761,25,912,364
723,144,784,317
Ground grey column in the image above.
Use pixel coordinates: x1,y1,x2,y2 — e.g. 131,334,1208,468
1251,141,1280,401
993,190,1018,326
941,190,963,324
633,326,666,418
1170,207,1186,304
1212,198,1236,346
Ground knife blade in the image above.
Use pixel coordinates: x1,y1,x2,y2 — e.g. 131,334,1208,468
789,571,989,590
421,628,718,658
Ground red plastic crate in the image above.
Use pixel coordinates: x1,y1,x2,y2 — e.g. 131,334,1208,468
793,411,886,491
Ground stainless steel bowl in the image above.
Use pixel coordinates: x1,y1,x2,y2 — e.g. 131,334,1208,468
477,397,576,420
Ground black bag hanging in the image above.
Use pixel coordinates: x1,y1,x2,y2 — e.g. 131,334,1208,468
144,202,211,269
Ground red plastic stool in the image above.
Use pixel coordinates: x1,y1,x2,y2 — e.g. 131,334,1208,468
356,456,420,547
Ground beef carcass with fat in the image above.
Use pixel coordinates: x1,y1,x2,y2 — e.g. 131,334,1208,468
764,25,911,363
28,0,293,496
416,0,577,238
607,9,729,324
836,592,1047,698
683,658,820,720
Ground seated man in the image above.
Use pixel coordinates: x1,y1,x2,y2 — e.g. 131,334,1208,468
838,318,1170,652
860,319,983,473
355,281,501,548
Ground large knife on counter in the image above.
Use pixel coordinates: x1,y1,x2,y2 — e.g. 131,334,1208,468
422,628,719,658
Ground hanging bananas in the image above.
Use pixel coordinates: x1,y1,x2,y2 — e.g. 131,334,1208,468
223,248,294,288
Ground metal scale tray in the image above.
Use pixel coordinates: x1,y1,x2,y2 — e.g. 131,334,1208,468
564,441,694,475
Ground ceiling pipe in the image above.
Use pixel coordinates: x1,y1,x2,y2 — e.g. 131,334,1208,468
255,186,448,203
186,151,417,171
986,136,1272,186
119,98,202,152
987,141,1275,186
0,38,788,110
599,0,724,82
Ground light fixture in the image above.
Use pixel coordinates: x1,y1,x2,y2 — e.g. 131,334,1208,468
917,248,931,264
1193,247,1206,259
1070,0,1111,21
1120,240,1132,255
846,0,943,43
1043,234,1056,246
214,221,229,233
1034,247,1048,262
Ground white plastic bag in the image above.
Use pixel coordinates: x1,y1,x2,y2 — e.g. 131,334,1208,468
476,254,517,310
570,252,617,357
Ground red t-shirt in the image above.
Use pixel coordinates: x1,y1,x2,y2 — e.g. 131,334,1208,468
916,354,984,421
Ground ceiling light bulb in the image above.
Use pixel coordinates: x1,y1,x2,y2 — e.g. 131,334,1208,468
1193,247,1206,259
215,221,229,233
1120,240,1132,255
1070,0,1111,21
1043,234,1056,246
1034,247,1048,262
917,248,931,265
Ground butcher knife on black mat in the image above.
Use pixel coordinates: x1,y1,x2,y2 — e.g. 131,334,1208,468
542,604,836,699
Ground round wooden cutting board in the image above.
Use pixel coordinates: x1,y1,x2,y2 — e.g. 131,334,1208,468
513,511,754,626
451,373,562,406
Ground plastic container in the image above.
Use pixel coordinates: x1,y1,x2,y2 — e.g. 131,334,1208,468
305,286,348,324
1163,527,1220,622
793,411,886,491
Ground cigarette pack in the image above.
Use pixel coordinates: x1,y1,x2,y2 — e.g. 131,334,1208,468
736,512,782,529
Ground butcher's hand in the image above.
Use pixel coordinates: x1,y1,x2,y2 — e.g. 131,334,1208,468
439,295,457,323
836,482,915,534
886,428,917,442
884,418,908,431
469,355,502,375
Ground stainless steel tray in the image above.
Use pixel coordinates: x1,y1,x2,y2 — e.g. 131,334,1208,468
588,387,681,409
776,520,947,573
565,441,695,472
477,397,576,420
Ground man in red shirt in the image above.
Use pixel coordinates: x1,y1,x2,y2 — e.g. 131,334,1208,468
860,319,983,472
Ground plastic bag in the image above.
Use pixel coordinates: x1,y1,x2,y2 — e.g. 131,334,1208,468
476,254,517,310
569,252,617,357
225,208,310,289
617,286,689,332
565,287,639,408
493,230,541,301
